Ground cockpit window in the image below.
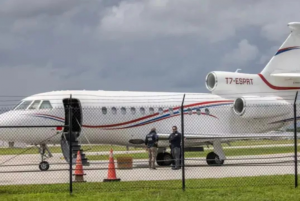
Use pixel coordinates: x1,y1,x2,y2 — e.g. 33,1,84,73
29,100,41,110
14,101,32,110
12,102,22,110
39,100,53,109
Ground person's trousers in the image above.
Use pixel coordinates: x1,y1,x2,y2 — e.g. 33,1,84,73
148,147,157,168
171,147,181,168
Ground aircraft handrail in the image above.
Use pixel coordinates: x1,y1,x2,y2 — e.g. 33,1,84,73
75,117,92,151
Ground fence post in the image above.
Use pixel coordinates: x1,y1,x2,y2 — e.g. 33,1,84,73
69,94,73,194
181,94,186,191
294,91,298,188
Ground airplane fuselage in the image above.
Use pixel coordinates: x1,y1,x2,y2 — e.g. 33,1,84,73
0,90,293,147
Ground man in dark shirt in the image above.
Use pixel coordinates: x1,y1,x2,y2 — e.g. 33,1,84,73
168,126,181,170
145,128,159,169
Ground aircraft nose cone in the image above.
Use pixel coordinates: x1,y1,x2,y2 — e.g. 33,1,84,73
0,114,8,127
0,111,19,127
0,112,16,142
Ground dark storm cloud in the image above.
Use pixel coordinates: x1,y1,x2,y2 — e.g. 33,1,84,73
0,0,300,98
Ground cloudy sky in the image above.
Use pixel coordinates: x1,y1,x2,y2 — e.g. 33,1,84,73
0,0,299,101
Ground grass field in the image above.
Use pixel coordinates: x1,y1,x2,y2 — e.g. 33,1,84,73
0,145,142,155
0,175,299,200
0,139,296,156
86,145,298,160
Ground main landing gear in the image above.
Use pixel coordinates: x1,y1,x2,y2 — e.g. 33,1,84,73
155,140,226,167
155,148,179,166
206,140,225,166
206,152,224,166
37,144,53,171
156,151,224,166
156,152,173,166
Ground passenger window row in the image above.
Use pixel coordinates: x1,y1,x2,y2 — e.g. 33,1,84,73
101,107,210,115
12,101,210,115
14,100,53,110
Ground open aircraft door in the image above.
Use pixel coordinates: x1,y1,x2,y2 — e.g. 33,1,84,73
60,98,83,164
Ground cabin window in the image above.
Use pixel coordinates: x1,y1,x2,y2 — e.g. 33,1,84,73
140,107,145,115
39,100,53,109
29,100,41,110
187,108,192,115
130,107,136,115
112,107,117,115
15,101,32,110
149,107,154,114
158,107,164,115
196,108,201,115
121,107,126,115
205,108,210,115
102,107,107,115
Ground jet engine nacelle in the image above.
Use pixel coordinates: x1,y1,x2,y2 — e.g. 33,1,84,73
205,71,256,93
232,96,291,118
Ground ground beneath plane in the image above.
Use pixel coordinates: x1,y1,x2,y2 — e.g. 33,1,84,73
0,150,297,185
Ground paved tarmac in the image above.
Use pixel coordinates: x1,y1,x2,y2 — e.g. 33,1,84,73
0,148,298,185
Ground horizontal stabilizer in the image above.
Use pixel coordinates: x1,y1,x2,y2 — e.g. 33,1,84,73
271,73,300,78
289,22,300,33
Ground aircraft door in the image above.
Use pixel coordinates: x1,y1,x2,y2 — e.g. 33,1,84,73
61,98,83,165
62,98,82,139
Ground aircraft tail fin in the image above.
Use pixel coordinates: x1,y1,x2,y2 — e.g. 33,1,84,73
260,22,300,77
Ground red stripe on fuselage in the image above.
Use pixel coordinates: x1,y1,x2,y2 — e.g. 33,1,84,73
258,74,300,90
277,46,299,52
35,114,64,120
102,112,218,130
82,100,232,128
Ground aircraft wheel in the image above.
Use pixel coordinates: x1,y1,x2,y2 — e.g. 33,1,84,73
156,153,173,166
156,153,164,166
206,152,224,166
39,161,50,171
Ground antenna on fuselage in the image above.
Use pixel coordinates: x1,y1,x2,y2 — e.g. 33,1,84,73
235,69,241,73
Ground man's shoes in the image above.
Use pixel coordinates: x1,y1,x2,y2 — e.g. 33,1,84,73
149,167,156,170
172,167,180,170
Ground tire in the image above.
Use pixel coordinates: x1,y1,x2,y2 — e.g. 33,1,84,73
162,153,173,166
156,153,164,166
206,152,224,166
39,161,50,171
156,153,173,166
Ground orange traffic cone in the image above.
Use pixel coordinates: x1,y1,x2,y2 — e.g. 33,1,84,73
73,150,86,182
103,149,121,182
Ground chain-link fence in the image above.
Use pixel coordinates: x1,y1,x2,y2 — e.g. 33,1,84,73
0,94,299,194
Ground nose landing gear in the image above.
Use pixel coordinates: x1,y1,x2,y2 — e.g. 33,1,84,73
37,143,52,171
39,161,50,171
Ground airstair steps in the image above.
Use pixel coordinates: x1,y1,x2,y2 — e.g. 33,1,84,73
60,132,90,166
72,140,90,166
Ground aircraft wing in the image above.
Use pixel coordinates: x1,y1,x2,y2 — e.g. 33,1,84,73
157,131,297,141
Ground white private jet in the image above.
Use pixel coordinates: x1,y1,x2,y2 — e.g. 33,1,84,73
0,22,300,171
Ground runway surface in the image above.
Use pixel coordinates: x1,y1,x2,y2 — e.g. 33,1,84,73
0,149,298,185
